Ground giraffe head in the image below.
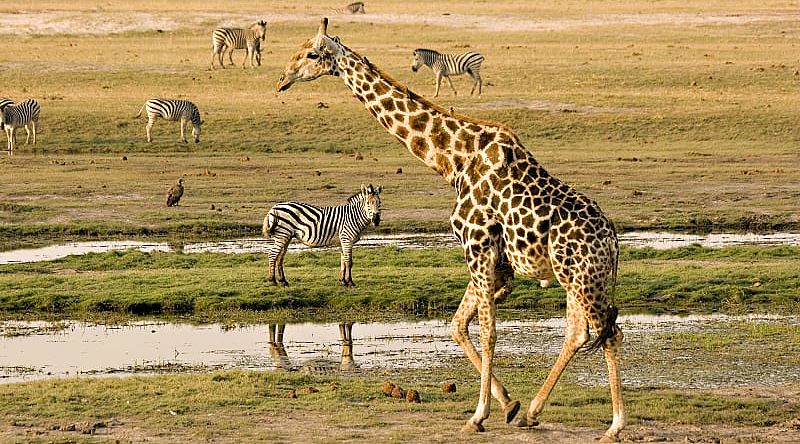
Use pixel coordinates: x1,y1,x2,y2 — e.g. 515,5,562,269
276,18,343,92
359,183,383,227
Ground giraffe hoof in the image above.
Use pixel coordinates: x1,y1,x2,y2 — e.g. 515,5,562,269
279,281,289,287
460,421,484,433
504,400,520,423
512,416,539,428
599,434,618,443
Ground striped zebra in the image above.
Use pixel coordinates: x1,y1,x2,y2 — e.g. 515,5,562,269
1,98,40,153
211,20,267,69
0,98,13,111
331,2,366,14
410,48,485,97
135,99,202,143
262,184,383,287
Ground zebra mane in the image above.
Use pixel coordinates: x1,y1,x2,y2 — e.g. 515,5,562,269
338,40,516,134
346,190,365,205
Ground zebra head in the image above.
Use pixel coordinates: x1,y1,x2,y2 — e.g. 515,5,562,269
252,20,267,41
360,183,383,227
276,18,343,92
410,48,433,72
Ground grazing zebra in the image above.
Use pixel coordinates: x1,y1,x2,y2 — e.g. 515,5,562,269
135,99,202,143
0,98,13,111
1,98,40,153
410,48,485,97
331,2,366,14
262,184,383,287
211,20,267,69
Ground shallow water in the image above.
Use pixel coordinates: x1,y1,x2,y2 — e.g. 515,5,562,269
2,315,797,388
1,232,799,265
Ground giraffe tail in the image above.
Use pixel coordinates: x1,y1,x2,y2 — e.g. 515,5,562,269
584,304,619,353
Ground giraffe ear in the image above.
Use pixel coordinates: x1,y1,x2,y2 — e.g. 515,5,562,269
318,17,329,36
332,36,341,45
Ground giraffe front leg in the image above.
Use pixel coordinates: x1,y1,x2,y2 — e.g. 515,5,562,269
462,296,497,433
451,283,520,424
601,323,625,442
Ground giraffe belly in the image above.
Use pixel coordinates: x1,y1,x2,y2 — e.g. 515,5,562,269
505,249,555,282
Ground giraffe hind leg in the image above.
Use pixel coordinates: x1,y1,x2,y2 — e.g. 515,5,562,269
515,295,589,428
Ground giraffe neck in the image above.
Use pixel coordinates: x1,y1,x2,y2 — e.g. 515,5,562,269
333,48,490,185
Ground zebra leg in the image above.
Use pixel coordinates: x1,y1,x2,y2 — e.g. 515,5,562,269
434,71,443,97
446,76,458,96
242,50,250,69
275,241,290,287
30,121,36,145
228,49,235,67
145,119,154,143
9,127,16,152
340,243,355,287
469,71,483,96
179,119,188,143
24,125,31,145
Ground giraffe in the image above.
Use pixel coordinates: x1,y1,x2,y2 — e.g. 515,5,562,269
276,18,625,442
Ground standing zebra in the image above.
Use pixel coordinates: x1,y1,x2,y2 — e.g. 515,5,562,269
1,98,40,153
262,184,382,287
211,20,267,69
135,99,202,144
411,48,485,97
331,2,366,14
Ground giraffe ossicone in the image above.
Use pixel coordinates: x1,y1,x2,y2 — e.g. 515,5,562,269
277,18,626,442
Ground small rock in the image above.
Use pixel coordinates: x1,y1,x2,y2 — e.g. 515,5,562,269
121,156,127,161
406,389,420,403
396,167,403,174
329,381,340,391
441,382,457,393
752,281,762,287
391,385,405,399
354,152,364,161
209,204,215,210
287,389,297,399
301,386,319,394
315,170,322,176
690,80,697,86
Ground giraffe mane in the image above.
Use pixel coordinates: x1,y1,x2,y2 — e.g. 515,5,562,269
338,40,518,135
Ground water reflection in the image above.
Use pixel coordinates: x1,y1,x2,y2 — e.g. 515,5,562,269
1,315,798,389
267,322,357,372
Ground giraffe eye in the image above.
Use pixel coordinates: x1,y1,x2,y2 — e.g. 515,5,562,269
307,52,319,60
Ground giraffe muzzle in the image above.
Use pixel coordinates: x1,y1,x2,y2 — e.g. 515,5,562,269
276,75,292,92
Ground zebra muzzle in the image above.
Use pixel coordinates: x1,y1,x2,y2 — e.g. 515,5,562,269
373,214,381,226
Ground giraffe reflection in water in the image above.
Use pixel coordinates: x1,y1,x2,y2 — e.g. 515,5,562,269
268,322,356,373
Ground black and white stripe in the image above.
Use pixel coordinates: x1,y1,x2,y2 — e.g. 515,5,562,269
262,184,383,287
331,2,366,14
211,20,267,69
411,48,485,97
1,98,40,152
135,98,202,143
0,98,13,111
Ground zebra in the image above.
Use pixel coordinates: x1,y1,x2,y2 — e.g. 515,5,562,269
410,48,485,97
135,99,202,143
1,98,40,153
211,20,267,69
331,2,366,14
262,184,383,287
0,98,13,111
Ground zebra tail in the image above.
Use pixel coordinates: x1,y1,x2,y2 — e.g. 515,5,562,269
134,103,145,119
263,211,278,238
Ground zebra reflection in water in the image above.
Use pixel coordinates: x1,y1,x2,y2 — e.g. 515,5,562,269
268,323,356,373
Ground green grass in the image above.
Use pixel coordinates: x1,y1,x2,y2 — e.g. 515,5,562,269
1,245,798,321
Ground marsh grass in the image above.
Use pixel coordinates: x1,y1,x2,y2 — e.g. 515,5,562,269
1,245,797,320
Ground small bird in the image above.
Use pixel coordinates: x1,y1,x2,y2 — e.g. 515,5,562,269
166,178,184,207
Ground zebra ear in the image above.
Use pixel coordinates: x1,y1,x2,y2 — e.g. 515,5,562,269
376,185,383,195
361,183,367,194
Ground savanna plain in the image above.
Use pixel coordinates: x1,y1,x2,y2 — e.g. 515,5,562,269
0,1,798,443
